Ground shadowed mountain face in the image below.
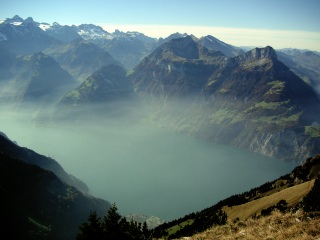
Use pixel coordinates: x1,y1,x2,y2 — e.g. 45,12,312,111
0,47,16,82
0,51,76,106
44,39,122,83
0,133,88,193
0,133,110,240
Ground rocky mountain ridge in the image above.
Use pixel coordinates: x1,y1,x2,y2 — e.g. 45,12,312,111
0,15,243,69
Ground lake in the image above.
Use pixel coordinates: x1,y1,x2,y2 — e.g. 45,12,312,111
1,110,297,221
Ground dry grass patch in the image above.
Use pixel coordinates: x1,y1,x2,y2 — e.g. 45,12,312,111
183,211,320,240
223,180,315,222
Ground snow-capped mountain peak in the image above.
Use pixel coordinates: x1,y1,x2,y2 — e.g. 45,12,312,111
76,24,110,40
39,22,52,31
0,15,24,26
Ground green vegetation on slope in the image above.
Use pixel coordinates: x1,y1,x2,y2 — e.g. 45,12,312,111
305,126,320,138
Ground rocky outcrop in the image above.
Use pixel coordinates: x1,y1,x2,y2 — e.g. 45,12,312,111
236,46,277,62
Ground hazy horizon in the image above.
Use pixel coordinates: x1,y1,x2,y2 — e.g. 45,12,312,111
1,0,320,51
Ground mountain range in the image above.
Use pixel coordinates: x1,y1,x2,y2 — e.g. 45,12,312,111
1,15,319,162
0,16,244,69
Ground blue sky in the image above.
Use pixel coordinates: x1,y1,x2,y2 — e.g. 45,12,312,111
1,0,320,50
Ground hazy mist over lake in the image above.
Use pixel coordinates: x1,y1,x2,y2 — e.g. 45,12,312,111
0,106,297,221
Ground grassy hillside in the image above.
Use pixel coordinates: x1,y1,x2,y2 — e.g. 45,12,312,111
182,211,320,240
223,180,315,222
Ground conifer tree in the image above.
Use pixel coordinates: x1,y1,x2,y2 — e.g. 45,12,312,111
76,211,104,240
303,176,320,211
76,203,151,240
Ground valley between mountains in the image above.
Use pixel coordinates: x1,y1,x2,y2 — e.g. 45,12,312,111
0,15,320,239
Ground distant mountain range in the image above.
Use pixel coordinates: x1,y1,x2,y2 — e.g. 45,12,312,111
0,15,245,69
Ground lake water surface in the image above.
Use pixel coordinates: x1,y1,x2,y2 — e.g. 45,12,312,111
1,112,297,221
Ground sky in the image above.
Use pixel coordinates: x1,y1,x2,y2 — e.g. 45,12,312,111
1,0,320,50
